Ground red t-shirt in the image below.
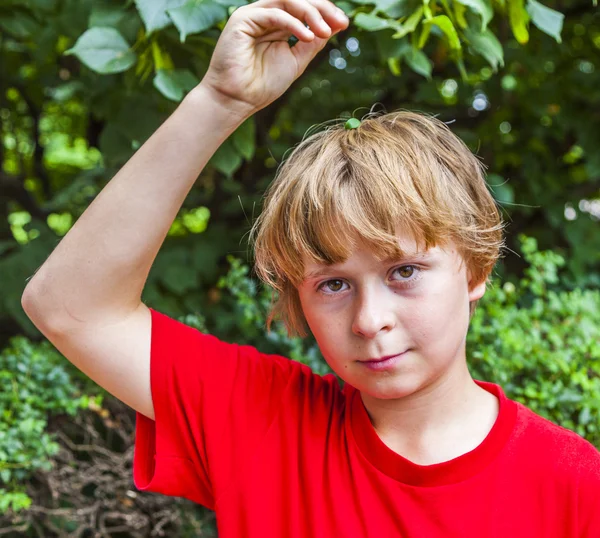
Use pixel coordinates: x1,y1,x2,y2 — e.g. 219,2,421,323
134,308,600,537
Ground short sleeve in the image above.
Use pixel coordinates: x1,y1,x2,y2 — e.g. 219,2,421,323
133,307,305,509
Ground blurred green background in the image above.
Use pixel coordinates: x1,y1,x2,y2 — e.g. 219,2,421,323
1,0,599,535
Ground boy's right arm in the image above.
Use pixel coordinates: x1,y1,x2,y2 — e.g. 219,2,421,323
21,0,348,421
20,84,249,420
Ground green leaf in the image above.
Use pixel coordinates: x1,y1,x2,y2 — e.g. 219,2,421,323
423,0,433,18
152,41,175,70
464,28,504,70
426,15,461,49
507,0,529,44
391,7,423,39
134,0,186,33
232,118,256,161
579,406,592,426
456,0,493,31
65,27,136,74
168,0,228,42
89,3,141,42
454,1,468,28
153,68,200,101
404,45,433,78
526,0,563,43
417,23,432,48
387,56,402,76
354,13,392,31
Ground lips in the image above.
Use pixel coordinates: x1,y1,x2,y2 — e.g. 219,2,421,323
362,352,407,363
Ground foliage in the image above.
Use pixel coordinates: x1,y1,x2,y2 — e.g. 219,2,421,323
0,338,216,536
60,0,563,86
468,235,600,446
215,256,327,374
0,336,101,514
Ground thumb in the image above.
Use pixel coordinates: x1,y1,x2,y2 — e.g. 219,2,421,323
290,34,332,74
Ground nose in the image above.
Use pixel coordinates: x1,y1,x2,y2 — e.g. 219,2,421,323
351,285,396,339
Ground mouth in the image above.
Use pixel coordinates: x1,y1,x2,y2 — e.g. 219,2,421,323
360,351,409,363
358,351,409,371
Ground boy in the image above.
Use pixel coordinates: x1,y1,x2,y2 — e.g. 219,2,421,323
22,0,600,536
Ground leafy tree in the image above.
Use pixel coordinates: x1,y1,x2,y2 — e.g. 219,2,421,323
1,0,597,344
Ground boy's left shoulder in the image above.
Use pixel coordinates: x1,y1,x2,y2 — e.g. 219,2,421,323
513,400,600,482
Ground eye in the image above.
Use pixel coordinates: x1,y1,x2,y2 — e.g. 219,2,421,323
393,265,418,280
319,279,347,294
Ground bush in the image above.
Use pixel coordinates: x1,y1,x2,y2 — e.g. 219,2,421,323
0,337,101,514
0,338,216,536
468,235,600,446
213,255,327,375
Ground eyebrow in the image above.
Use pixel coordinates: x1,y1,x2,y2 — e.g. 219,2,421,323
302,251,432,281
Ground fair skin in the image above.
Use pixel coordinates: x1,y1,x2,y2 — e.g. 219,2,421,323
299,234,500,465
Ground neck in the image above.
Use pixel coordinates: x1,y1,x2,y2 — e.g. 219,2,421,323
359,362,499,465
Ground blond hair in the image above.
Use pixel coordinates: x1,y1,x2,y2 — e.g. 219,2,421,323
249,110,505,337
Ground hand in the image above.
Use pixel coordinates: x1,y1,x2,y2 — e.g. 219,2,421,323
200,0,349,117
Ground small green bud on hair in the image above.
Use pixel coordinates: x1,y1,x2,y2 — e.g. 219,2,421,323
344,118,361,130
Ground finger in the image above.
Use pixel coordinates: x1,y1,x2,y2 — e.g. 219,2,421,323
257,0,349,38
287,23,333,75
289,28,328,69
298,0,350,34
241,6,317,41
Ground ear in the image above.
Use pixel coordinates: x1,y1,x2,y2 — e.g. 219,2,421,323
467,272,487,302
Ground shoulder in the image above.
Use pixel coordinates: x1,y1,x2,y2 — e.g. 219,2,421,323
513,401,600,482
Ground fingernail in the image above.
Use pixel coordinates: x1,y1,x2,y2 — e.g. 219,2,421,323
336,10,348,22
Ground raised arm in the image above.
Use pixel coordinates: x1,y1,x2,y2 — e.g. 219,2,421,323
21,0,348,419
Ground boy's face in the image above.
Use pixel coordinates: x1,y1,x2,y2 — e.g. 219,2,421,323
298,234,486,400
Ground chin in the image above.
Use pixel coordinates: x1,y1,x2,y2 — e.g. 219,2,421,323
354,374,426,400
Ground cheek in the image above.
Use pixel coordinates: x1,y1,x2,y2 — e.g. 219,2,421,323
307,309,340,346
407,278,469,343
300,298,347,361
300,293,336,339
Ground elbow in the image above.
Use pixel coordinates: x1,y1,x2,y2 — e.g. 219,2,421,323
21,287,45,328
22,273,43,315
21,282,59,334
